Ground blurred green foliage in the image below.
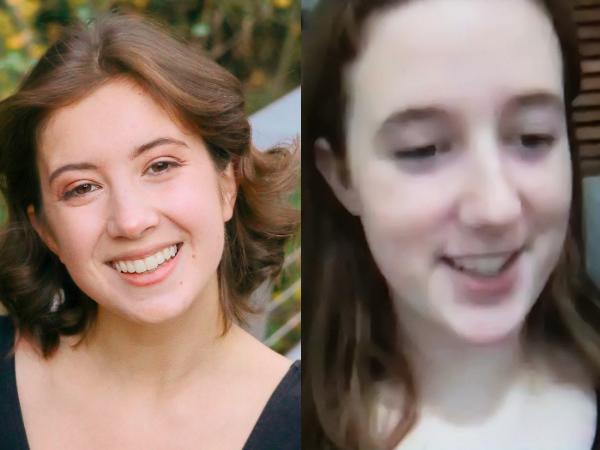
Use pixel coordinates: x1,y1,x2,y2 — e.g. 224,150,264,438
0,0,301,354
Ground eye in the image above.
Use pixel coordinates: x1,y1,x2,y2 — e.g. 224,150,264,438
62,183,100,200
518,133,555,152
393,142,451,164
145,160,180,176
394,144,440,160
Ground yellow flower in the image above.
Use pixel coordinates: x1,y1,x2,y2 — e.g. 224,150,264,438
21,0,40,21
6,0,39,21
131,0,149,9
248,69,267,88
46,23,63,43
273,0,292,9
6,32,27,50
0,12,14,37
29,43,46,59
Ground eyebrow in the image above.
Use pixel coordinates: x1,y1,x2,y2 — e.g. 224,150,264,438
377,107,450,137
375,92,564,137
47,136,188,185
503,91,565,113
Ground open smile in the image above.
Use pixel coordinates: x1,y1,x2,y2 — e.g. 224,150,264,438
441,249,522,278
107,243,183,287
110,243,182,274
440,248,524,299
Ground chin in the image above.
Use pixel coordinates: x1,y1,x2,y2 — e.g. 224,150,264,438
433,266,537,346
444,306,528,346
118,295,197,325
452,322,523,346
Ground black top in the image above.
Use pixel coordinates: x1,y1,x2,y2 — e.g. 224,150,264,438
0,316,300,450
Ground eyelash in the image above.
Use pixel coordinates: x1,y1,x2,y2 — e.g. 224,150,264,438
145,159,181,175
392,133,555,161
393,143,450,161
62,183,99,200
517,133,556,152
61,160,181,200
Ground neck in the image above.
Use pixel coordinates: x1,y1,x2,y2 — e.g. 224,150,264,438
67,275,232,393
397,307,528,425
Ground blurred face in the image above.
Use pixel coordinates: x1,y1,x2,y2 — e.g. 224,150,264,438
329,0,572,343
31,79,236,324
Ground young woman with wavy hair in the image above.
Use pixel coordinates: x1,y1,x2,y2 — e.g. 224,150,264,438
303,0,600,448
0,13,299,450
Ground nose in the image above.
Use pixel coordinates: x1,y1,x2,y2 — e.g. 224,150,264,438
106,185,160,239
458,146,522,230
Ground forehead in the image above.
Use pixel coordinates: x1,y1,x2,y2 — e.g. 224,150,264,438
344,0,563,127
38,79,186,167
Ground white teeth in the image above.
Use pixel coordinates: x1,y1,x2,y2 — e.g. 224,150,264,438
145,255,158,271
112,245,179,274
448,255,510,277
156,251,165,265
134,260,145,273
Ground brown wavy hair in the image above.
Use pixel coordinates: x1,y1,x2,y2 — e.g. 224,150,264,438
0,13,298,357
302,0,600,448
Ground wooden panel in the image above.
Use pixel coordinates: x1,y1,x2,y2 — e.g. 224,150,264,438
579,25,600,40
582,158,600,177
574,9,600,23
582,76,600,91
574,109,600,124
579,144,600,159
582,59,600,75
580,41,600,57
577,126,600,141
574,92,600,107
576,3,600,175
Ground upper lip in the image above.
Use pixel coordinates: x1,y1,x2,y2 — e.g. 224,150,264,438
107,242,181,263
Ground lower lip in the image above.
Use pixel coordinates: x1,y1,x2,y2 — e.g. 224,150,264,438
111,248,181,287
444,252,522,301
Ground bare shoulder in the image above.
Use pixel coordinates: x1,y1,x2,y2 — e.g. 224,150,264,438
226,324,294,384
14,334,48,380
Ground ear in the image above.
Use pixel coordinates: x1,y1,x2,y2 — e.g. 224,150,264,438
219,162,237,222
27,205,60,257
314,138,362,216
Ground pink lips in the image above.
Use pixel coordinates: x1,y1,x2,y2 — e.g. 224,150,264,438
113,247,181,287
445,250,522,300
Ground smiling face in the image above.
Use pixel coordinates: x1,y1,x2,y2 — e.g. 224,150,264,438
320,0,573,344
30,79,236,325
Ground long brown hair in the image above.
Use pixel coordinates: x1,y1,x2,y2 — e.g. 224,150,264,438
302,0,600,448
0,13,298,357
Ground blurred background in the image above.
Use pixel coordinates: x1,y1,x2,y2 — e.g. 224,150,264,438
0,0,300,357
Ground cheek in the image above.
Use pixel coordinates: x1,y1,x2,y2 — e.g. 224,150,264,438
524,157,572,279
46,208,105,265
518,148,572,227
161,171,226,220
160,173,227,255
356,162,451,282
